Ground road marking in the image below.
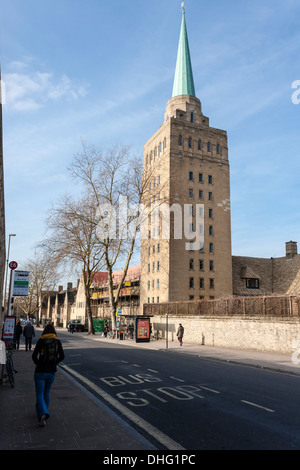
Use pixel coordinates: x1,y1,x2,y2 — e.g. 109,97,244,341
200,386,220,394
64,363,82,366
132,364,141,368
61,364,185,450
147,369,159,374
241,400,275,413
169,376,185,382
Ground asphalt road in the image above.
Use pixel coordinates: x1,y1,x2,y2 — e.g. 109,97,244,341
58,330,300,450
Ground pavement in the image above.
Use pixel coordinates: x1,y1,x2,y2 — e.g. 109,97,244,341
1,331,300,451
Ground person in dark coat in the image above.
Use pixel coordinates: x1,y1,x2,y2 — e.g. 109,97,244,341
23,321,35,351
32,324,65,427
15,321,23,350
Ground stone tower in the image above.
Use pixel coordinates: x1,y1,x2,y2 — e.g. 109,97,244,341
140,7,232,307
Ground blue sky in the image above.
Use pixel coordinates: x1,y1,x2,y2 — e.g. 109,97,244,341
1,0,300,285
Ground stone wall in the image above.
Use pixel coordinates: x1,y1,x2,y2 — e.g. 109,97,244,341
150,314,300,353
145,295,300,353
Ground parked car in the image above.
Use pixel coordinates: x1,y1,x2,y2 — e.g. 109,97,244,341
67,320,86,332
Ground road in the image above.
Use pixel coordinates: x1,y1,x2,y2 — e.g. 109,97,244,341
58,330,300,450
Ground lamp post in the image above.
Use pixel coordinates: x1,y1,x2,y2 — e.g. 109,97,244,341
3,233,16,314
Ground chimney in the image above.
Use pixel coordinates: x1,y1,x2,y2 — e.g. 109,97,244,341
286,241,298,260
67,282,73,290
58,285,63,292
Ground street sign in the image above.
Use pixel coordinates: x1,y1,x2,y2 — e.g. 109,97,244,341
9,261,18,270
13,271,30,296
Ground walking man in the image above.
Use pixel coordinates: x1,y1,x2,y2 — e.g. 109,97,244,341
23,321,35,351
177,323,184,346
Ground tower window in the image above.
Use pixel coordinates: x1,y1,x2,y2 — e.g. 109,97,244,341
209,243,214,253
199,173,203,183
198,139,202,150
199,190,203,200
200,278,204,289
209,209,213,218
210,279,215,289
189,259,194,270
208,192,213,201
179,135,183,146
217,144,221,154
189,171,194,181
191,112,194,123
188,137,193,148
207,142,211,152
209,225,213,236
210,260,214,271
208,175,213,184
189,277,194,289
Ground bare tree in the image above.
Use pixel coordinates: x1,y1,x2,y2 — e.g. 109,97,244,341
40,191,105,334
14,251,60,325
70,143,165,330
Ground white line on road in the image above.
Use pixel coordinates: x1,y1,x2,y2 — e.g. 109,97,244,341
169,376,185,382
147,369,159,374
61,364,185,450
241,400,275,413
200,386,220,394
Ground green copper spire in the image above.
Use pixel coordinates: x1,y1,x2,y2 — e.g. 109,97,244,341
172,6,196,98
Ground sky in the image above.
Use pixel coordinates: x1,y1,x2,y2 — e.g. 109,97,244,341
1,0,300,286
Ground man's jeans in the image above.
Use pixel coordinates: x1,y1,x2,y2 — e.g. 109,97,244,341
34,372,56,421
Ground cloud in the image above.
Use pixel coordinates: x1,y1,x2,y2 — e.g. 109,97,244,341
3,63,88,111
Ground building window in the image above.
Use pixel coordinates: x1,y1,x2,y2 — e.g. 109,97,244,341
148,264,150,273
199,190,203,200
164,137,167,149
198,139,202,150
148,280,150,290
208,175,213,184
157,297,160,303
200,278,204,289
189,277,194,289
152,280,155,289
179,135,183,146
188,137,193,148
152,297,155,303
157,261,160,271
148,297,150,303
189,171,193,181
217,143,221,154
246,278,260,289
189,188,193,198
209,243,214,253
210,260,214,271
208,192,213,201
157,279,160,288
199,173,203,183
189,259,194,270
157,243,160,253
210,279,215,289
189,295,194,301
191,112,194,123
199,260,204,270
209,208,213,218
207,142,211,152
209,225,213,236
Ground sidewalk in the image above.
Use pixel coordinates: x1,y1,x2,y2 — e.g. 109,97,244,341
1,335,299,450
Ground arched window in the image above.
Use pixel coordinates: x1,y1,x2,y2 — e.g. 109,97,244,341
179,135,183,146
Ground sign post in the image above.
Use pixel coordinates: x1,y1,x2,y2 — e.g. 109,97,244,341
7,262,18,316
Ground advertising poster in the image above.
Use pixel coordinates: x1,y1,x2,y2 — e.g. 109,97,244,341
135,317,150,343
2,316,16,344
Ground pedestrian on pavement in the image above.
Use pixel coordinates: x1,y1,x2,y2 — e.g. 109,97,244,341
15,321,23,350
177,323,184,346
23,321,35,351
32,324,65,427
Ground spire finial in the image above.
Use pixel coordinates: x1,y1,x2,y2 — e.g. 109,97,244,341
181,2,186,13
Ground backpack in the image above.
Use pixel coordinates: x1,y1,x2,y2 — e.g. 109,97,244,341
42,338,58,363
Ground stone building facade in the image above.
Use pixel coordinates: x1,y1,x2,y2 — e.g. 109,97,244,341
140,9,232,307
232,241,300,296
0,69,6,330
